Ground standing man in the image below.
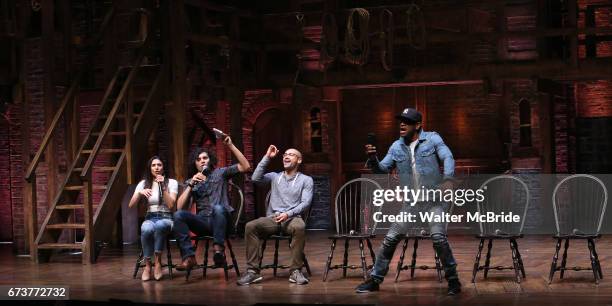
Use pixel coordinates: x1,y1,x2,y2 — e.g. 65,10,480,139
355,108,462,295
173,135,250,272
237,145,314,286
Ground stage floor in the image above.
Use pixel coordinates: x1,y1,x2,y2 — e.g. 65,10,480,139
2,232,612,305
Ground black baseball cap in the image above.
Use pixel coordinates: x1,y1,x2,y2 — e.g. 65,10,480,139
395,108,422,123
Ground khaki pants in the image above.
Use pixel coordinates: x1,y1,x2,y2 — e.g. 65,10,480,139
245,216,306,273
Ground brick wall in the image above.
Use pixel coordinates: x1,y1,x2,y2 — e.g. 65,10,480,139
0,112,12,241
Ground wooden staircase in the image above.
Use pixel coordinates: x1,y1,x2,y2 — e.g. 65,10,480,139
24,6,167,264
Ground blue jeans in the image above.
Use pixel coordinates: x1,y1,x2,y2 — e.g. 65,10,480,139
141,213,173,259
173,205,229,260
371,203,458,282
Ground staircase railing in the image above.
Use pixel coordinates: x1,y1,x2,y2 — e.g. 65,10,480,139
23,5,115,258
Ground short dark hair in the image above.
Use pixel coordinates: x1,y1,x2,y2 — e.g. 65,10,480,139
188,147,218,177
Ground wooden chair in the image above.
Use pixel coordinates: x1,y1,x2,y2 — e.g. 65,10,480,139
549,174,607,284
323,178,382,281
258,191,313,277
471,175,530,283
187,180,244,281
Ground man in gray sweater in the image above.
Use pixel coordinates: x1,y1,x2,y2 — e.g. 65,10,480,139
237,145,314,286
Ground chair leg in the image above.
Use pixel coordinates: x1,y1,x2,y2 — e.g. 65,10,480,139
410,238,418,279
560,238,569,279
591,239,603,279
323,238,337,282
203,240,210,279
223,251,230,282
273,238,280,277
366,238,376,264
226,239,240,277
342,238,350,278
133,250,144,279
588,239,600,284
358,239,368,280
512,239,526,279
303,253,312,277
483,239,493,279
548,238,562,284
259,239,267,271
434,247,443,283
472,238,484,283
509,238,522,283
166,239,173,280
395,238,409,283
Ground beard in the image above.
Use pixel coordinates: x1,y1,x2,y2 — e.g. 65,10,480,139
402,129,417,143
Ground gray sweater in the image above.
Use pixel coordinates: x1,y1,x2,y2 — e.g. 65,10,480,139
251,156,314,218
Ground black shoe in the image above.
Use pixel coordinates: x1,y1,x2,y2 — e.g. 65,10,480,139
213,251,226,267
447,279,462,296
355,278,380,293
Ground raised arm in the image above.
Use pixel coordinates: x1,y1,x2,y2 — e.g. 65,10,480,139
224,136,251,172
251,145,279,185
366,144,395,174
161,179,179,210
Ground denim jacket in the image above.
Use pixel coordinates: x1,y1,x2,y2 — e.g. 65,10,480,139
368,130,455,188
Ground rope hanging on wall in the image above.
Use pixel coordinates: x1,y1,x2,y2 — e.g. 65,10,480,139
319,12,338,71
344,8,370,66
293,12,305,86
406,3,426,50
379,9,394,71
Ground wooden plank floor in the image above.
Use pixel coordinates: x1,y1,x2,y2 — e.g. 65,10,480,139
2,232,612,305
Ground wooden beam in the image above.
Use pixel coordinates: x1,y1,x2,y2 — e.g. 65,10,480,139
268,58,612,88
41,0,58,209
166,0,187,181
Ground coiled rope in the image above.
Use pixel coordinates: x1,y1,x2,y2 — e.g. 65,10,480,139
406,3,426,50
344,8,370,66
319,12,338,71
379,9,394,71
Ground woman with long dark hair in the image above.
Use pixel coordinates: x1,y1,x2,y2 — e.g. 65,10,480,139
128,156,178,281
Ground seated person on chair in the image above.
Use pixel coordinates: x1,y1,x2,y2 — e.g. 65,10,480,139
237,145,314,286
128,156,178,281
174,135,250,272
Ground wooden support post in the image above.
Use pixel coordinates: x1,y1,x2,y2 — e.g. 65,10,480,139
24,178,38,262
165,0,187,181
125,87,134,184
568,0,578,67
82,176,94,265
42,0,58,208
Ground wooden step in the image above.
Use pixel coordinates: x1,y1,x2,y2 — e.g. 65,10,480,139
100,113,141,119
91,131,127,137
73,166,117,172
46,223,86,229
82,148,124,154
64,184,107,191
38,243,83,249
56,204,84,210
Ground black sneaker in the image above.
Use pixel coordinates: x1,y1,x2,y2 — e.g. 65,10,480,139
213,251,226,267
236,271,263,286
355,277,380,293
447,279,462,295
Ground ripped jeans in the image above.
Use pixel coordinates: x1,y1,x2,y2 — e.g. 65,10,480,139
370,202,458,282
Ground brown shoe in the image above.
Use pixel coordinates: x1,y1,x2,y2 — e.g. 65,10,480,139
175,256,197,271
154,253,163,281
